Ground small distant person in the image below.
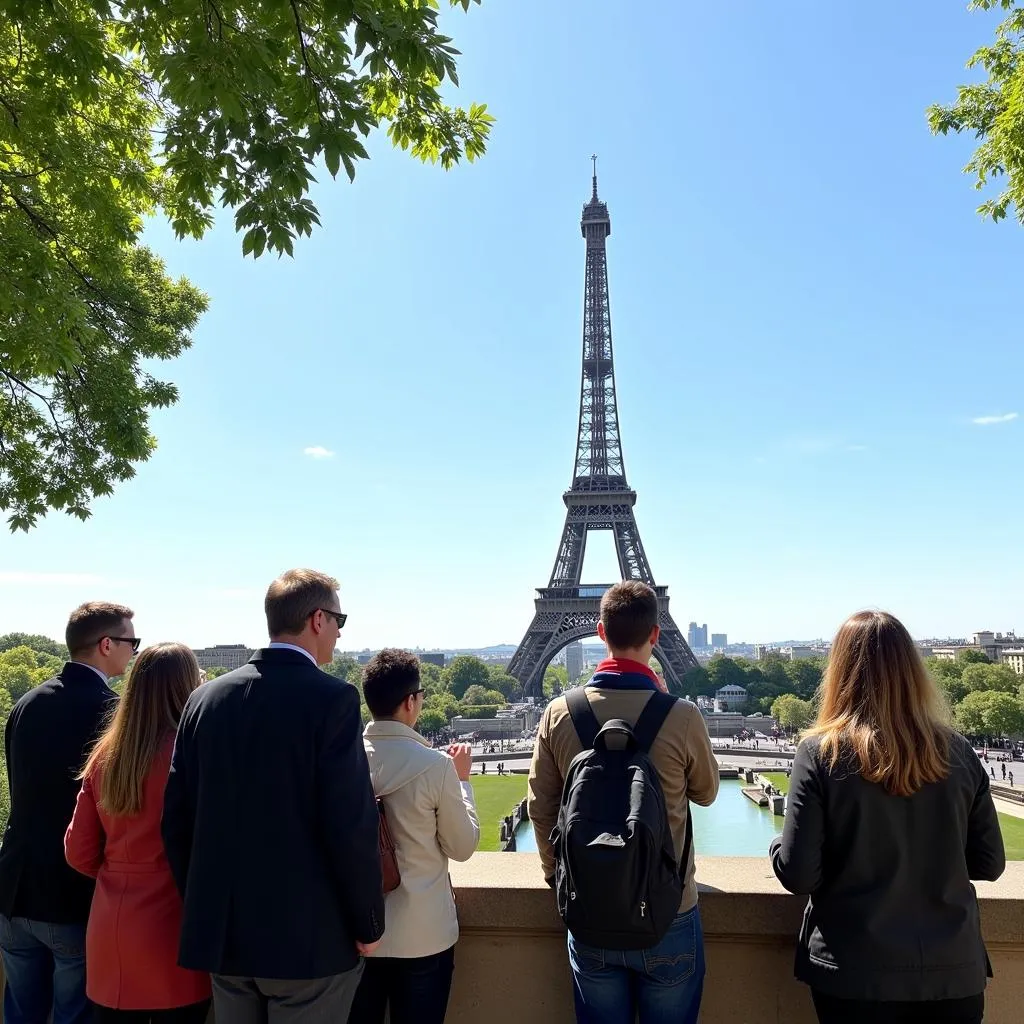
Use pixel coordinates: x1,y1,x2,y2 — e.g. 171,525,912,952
350,650,479,1024
1001,762,1006,780
771,611,1004,1024
0,602,134,1024
65,644,211,1024
528,581,719,1024
990,766,995,780
1010,772,1014,788
162,569,383,1024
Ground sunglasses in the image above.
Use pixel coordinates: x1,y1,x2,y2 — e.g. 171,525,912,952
103,636,141,653
316,609,348,629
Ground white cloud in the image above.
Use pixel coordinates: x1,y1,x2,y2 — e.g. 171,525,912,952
971,412,1018,426
303,446,335,459
0,571,105,586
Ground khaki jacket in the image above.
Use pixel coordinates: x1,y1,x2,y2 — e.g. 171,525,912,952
363,720,480,958
527,686,719,912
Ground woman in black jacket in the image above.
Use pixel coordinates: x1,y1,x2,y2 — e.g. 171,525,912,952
770,610,1005,1024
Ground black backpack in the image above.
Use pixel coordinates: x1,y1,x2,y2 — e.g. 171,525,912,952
550,687,692,951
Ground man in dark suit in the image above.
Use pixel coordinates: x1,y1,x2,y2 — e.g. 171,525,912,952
0,602,135,1024
163,568,383,1024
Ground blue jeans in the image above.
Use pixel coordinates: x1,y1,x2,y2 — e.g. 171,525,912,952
568,906,705,1024
0,915,90,1024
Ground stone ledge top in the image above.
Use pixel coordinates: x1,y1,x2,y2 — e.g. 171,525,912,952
449,855,1024,943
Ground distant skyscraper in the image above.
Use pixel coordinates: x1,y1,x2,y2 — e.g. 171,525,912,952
420,652,445,668
711,633,727,648
565,641,584,683
687,622,708,648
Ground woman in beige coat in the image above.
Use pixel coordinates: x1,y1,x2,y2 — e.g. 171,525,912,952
350,649,480,1024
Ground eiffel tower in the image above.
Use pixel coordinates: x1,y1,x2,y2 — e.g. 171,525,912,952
508,163,699,699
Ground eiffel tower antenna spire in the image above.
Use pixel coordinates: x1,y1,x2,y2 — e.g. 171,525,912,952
507,177,698,698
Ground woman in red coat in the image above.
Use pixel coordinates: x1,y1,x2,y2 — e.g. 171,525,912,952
65,643,210,1024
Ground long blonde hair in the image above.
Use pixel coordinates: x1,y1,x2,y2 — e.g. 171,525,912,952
82,643,201,816
805,610,951,797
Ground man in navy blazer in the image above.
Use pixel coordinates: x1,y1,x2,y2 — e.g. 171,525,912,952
0,601,134,1024
163,569,383,1024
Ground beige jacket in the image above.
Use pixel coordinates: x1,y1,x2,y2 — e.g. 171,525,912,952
363,720,480,958
527,687,719,912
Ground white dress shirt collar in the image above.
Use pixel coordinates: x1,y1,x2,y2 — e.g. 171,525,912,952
267,641,318,666
69,661,108,684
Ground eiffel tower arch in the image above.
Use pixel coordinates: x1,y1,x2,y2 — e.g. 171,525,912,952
508,166,698,699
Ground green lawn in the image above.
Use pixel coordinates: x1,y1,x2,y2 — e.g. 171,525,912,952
998,813,1024,861
760,772,790,796
469,775,529,852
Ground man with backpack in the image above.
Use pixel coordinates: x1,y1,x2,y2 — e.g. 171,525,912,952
527,581,719,1024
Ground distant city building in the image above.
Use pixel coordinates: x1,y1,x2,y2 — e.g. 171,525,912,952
687,622,708,648
420,652,445,668
754,645,776,662
930,632,1021,664
714,684,748,711
781,645,824,661
192,644,255,671
565,641,583,683
451,715,524,739
710,633,727,648
1001,649,1024,676
357,652,374,665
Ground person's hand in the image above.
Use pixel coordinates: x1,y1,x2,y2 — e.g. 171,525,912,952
447,743,473,781
356,940,381,957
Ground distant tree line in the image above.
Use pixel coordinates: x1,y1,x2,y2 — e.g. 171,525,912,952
679,649,1024,741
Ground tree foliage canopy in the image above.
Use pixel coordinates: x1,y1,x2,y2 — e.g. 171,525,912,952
930,0,1024,225
443,654,490,699
1,1,489,529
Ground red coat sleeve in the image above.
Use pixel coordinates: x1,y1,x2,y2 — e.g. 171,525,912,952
65,773,105,879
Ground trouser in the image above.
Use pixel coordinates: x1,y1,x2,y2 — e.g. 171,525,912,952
348,946,455,1024
0,914,90,1024
811,990,985,1024
567,906,705,1024
93,1000,211,1024
210,964,363,1024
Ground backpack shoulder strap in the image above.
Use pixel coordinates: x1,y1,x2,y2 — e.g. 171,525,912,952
565,686,601,751
631,691,678,753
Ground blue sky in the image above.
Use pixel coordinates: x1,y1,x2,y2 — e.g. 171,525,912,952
1,1,1021,651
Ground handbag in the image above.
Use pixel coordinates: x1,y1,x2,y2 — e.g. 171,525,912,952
377,798,401,894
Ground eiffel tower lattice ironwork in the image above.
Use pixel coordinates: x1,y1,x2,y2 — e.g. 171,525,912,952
508,165,699,699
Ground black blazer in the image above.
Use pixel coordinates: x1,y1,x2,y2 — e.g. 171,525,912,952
162,648,384,979
770,731,1005,1001
0,663,117,923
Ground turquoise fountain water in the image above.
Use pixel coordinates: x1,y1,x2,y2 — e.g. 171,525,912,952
513,778,783,856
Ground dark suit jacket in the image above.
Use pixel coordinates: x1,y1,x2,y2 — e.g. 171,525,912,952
770,731,1005,1001
162,648,384,979
0,663,117,923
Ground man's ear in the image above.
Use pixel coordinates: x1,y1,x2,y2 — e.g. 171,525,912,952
597,622,607,643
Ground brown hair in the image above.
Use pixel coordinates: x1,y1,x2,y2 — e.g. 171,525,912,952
805,610,951,797
82,643,200,816
65,601,134,657
600,581,659,650
265,568,339,636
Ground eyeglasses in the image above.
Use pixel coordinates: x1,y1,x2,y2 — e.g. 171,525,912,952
407,688,425,701
103,636,141,653
316,609,347,629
